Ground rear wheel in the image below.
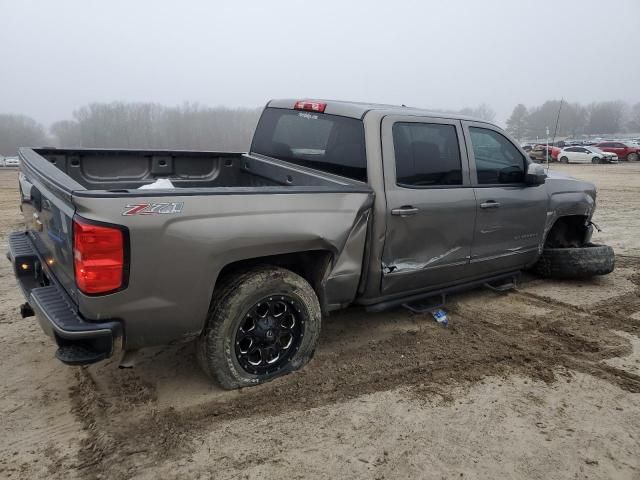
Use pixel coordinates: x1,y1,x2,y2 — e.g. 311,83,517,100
533,243,615,279
627,152,639,162
560,156,569,164
197,266,321,389
591,157,601,164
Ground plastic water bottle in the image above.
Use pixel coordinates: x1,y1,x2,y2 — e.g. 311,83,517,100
431,309,449,327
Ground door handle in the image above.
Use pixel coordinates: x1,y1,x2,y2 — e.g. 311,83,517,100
480,201,501,209
391,206,419,216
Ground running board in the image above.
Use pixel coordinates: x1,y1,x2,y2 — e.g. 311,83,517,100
484,275,518,293
365,271,521,312
402,293,446,314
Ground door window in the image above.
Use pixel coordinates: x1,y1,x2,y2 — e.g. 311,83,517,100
469,127,526,184
392,122,462,187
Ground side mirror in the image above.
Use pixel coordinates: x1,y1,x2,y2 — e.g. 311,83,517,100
525,163,546,185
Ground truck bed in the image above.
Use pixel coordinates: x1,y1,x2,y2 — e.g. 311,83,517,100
26,148,364,192
17,147,374,351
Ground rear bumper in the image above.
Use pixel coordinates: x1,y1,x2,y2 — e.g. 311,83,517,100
7,231,121,365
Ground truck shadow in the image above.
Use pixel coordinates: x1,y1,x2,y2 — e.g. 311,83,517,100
85,305,423,410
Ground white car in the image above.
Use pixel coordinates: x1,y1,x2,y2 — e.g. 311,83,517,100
4,156,20,167
558,146,618,164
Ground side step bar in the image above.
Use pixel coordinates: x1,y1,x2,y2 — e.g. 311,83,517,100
366,271,521,312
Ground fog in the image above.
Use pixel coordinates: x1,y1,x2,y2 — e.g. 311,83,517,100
1,0,639,126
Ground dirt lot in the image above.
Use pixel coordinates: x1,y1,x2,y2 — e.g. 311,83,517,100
1,164,639,480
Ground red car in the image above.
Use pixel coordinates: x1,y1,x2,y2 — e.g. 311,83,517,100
529,144,561,162
595,141,640,162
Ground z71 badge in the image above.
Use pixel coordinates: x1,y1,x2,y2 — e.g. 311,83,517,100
122,202,184,216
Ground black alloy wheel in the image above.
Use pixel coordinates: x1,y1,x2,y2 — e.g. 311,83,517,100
234,295,305,375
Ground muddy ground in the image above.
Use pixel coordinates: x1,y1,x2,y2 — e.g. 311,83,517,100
0,164,639,480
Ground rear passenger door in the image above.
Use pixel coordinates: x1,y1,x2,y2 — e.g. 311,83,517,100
462,121,548,276
380,116,476,295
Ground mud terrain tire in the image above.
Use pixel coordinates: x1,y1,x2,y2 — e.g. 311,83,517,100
196,266,321,389
533,243,615,279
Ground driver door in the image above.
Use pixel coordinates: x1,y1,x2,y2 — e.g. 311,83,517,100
462,121,548,276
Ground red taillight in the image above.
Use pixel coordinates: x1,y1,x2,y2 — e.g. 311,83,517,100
293,100,326,113
73,218,125,294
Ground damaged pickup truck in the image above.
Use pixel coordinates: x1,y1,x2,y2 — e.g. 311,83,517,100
8,99,615,388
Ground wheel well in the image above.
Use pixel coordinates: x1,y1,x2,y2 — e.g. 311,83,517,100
215,250,333,312
544,215,589,248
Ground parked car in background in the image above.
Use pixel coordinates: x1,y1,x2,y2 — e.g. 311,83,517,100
558,146,618,164
596,142,640,161
529,145,560,163
4,156,20,167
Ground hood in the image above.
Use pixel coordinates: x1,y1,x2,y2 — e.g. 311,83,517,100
544,168,597,201
545,169,575,180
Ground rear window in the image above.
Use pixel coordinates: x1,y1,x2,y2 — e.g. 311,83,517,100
251,107,367,182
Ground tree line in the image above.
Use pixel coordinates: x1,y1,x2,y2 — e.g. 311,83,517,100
506,100,640,141
1,99,638,157
0,102,261,156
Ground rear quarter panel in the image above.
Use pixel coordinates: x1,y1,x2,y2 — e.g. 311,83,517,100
72,190,372,349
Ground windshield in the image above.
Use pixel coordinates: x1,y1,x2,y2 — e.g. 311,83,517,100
588,147,604,154
251,107,367,182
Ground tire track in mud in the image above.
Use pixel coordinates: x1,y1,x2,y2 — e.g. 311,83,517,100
68,264,640,479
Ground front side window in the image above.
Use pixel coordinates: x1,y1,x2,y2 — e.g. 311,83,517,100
392,122,462,187
469,127,526,184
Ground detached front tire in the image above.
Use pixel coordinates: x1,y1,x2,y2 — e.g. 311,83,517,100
533,243,615,279
197,266,321,389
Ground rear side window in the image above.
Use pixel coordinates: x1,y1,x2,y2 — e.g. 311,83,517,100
251,107,367,182
469,127,526,184
392,122,462,187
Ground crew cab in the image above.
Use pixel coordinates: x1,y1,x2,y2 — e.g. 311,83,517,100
7,99,614,389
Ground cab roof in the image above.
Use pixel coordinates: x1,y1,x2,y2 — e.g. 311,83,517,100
267,98,492,124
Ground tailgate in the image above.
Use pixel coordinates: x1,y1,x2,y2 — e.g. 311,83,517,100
18,158,79,303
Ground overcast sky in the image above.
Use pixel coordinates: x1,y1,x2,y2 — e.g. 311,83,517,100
1,0,639,126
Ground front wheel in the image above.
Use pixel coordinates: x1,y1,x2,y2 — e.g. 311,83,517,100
560,156,569,164
533,243,615,279
627,152,639,162
591,157,601,164
197,266,321,389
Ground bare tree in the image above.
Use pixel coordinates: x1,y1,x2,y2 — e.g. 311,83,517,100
505,104,528,140
50,102,261,151
627,102,640,133
458,104,496,122
586,101,627,135
0,114,48,156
